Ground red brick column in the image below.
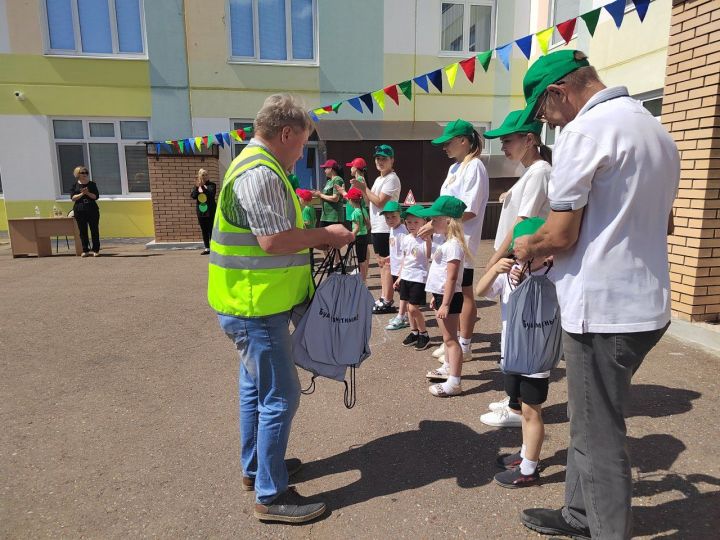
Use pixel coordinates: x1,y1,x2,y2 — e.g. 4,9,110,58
147,154,220,243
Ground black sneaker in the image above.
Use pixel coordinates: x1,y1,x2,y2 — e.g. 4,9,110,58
242,458,303,491
402,332,419,346
372,300,396,314
254,486,326,523
496,451,522,470
521,508,591,540
494,466,540,488
414,333,431,351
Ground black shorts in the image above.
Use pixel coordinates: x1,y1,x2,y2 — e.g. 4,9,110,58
504,373,549,406
319,220,340,228
461,268,474,288
399,280,427,306
372,232,390,258
391,274,398,283
352,235,369,263
432,292,464,315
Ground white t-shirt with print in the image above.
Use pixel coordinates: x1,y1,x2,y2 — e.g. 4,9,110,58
548,87,680,334
388,223,408,276
494,160,552,251
439,158,489,257
488,273,550,379
399,234,432,283
425,238,465,295
369,172,401,233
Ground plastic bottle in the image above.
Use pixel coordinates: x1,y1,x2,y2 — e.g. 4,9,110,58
34,206,40,217
52,205,59,217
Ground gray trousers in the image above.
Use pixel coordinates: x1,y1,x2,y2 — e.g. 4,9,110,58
561,324,668,539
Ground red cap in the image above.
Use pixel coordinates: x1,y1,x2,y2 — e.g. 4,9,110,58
319,159,339,169
345,157,367,169
345,187,363,201
295,188,313,202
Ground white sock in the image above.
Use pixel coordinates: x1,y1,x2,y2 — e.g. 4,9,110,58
447,375,461,386
458,336,471,353
520,444,527,459
402,314,409,321
411,330,419,335
520,457,538,476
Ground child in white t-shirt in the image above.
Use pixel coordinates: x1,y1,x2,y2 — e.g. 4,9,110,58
420,196,471,398
394,205,433,351
475,254,552,488
381,203,409,330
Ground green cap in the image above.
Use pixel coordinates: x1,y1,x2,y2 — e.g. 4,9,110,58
516,50,590,126
484,110,543,139
374,144,394,158
416,195,466,219
402,204,427,219
431,119,475,146
380,200,402,214
287,173,299,190
510,217,546,250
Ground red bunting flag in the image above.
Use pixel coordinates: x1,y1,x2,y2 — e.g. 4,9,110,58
556,18,577,45
323,105,333,112
202,135,209,147
384,85,400,106
460,56,476,83
237,129,246,140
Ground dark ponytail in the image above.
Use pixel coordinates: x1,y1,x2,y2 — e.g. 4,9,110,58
539,144,552,165
467,129,483,158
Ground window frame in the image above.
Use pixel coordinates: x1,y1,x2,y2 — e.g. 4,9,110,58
548,0,578,50
439,0,496,57
51,117,151,199
41,0,148,59
633,89,663,121
226,0,319,66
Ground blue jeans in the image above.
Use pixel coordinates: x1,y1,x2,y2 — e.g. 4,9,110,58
218,312,301,504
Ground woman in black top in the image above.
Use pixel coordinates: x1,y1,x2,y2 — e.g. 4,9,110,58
70,166,101,257
191,168,217,255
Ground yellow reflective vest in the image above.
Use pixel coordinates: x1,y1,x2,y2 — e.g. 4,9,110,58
207,144,313,317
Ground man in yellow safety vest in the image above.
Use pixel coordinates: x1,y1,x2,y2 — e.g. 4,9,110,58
208,94,354,523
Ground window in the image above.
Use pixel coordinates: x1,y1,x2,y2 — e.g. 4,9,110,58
52,119,150,196
634,90,663,120
542,124,559,147
549,0,579,47
231,120,321,189
43,0,145,56
228,0,317,64
440,1,494,54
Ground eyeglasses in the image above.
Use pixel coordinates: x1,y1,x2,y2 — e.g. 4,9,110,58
79,171,88,175
533,80,565,122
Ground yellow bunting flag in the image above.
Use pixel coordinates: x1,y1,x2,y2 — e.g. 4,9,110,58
230,130,242,142
536,27,554,55
313,108,329,116
195,136,203,151
444,63,459,89
371,89,386,111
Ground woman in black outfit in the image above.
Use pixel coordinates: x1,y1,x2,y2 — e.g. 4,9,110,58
70,165,101,257
191,168,217,255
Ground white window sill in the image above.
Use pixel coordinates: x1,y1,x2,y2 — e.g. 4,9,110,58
44,52,148,61
57,195,152,201
227,57,318,67
438,51,477,59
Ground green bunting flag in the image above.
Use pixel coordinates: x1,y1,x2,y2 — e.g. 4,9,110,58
477,50,492,72
398,80,413,101
580,7,601,36
332,102,342,113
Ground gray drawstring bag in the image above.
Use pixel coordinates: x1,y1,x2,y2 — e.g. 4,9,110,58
292,247,374,407
502,270,562,375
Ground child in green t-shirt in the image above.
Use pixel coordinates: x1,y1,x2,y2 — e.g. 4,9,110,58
296,188,316,265
345,187,370,282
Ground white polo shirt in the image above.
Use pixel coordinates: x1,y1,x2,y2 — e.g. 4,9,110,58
440,157,489,258
548,86,680,334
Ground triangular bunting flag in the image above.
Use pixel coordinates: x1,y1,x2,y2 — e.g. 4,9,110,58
444,63,459,88
536,27,554,55
331,102,342,113
459,57,475,82
398,80,413,101
605,0,625,28
372,89,386,110
403,189,416,205
322,105,333,112
413,74,429,93
202,135,209,147
230,130,241,142
359,93,374,113
348,96,364,113
162,142,172,153
313,108,329,116
428,69,443,92
384,85,400,106
580,8,601,36
556,18,577,45
187,139,196,153
171,140,180,152
215,133,224,148
515,35,533,60
178,140,185,153
155,143,161,155
477,50,492,72
223,133,231,146
243,126,252,134
195,136,203,151
309,111,320,122
496,43,512,71
632,0,650,22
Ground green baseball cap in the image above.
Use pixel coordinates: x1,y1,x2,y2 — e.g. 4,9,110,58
484,110,543,139
374,144,394,158
510,217,546,250
431,119,475,146
516,50,590,126
402,204,427,219
380,200,402,214
287,173,299,190
416,195,466,219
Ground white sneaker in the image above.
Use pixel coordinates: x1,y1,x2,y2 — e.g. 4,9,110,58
480,408,522,428
488,396,510,412
437,351,473,363
431,343,445,358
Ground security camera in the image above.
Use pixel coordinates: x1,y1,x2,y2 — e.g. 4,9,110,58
13,90,25,101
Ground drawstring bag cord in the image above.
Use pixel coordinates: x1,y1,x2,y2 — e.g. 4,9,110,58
301,375,317,395
343,366,357,409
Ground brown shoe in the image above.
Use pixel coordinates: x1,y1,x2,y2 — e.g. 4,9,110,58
254,486,326,523
242,458,303,491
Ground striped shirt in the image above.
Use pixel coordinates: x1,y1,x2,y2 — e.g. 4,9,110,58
226,140,294,237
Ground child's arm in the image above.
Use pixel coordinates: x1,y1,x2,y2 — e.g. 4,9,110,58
394,259,404,290
436,259,461,319
425,236,432,259
351,219,360,236
475,257,514,298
